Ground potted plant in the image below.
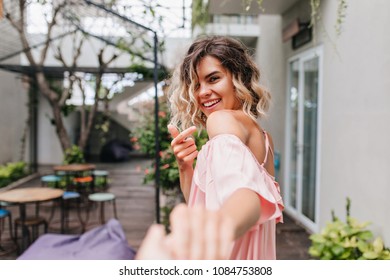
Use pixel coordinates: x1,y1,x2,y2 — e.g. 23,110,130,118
309,197,390,260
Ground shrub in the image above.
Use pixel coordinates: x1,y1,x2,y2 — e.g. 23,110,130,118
134,98,208,231
63,145,85,164
0,161,27,188
135,99,208,191
309,197,390,260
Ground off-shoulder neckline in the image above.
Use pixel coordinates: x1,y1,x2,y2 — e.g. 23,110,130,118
203,133,276,180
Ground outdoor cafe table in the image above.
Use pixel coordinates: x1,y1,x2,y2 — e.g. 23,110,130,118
53,163,96,191
53,163,96,174
0,187,64,252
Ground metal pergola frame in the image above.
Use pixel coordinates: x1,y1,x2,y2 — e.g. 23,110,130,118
84,0,161,224
0,0,163,223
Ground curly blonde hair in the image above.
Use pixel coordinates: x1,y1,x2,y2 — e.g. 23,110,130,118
168,36,270,131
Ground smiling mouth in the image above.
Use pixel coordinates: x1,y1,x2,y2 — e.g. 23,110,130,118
202,99,221,108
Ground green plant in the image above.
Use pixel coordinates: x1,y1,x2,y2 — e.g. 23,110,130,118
309,198,390,260
135,97,208,230
63,145,85,164
240,0,348,38
192,0,210,31
0,161,27,188
137,100,208,190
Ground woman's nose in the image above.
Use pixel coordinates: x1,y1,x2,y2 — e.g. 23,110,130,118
198,84,211,98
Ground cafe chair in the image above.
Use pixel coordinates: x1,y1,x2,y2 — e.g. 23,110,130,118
38,175,63,216
73,176,94,195
41,174,61,188
92,170,109,191
14,215,48,246
0,207,17,255
48,191,90,234
88,192,117,225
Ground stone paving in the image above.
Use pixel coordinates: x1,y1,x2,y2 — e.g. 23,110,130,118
0,158,311,260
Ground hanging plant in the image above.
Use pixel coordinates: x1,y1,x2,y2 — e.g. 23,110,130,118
239,0,348,37
335,0,348,36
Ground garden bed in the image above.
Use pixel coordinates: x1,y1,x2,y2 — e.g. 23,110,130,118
0,173,40,192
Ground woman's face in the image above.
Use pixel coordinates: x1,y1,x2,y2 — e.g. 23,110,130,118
195,55,240,117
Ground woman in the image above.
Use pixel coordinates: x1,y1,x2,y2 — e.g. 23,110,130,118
138,36,284,260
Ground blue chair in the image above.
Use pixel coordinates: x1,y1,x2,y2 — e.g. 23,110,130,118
41,175,61,188
48,191,88,234
0,208,14,249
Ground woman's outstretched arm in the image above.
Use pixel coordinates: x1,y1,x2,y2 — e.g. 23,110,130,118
206,111,262,239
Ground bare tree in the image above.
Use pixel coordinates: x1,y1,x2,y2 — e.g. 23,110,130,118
4,0,164,154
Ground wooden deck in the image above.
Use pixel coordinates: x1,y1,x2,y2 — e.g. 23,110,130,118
0,158,311,260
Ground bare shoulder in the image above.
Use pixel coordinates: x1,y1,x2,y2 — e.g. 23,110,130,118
206,110,249,143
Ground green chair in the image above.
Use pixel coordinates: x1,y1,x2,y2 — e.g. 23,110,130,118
92,170,109,191
88,193,117,225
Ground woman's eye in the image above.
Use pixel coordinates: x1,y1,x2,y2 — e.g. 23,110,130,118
209,76,219,82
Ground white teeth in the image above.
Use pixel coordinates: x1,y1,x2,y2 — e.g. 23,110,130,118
203,99,220,107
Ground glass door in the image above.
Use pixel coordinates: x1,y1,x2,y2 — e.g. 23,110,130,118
285,47,322,231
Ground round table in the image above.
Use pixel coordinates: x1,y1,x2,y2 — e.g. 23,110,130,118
0,187,64,252
53,163,96,173
0,188,64,204
53,163,96,192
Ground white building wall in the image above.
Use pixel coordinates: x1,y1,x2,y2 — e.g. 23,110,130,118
0,58,29,165
319,0,390,243
283,0,390,243
161,37,193,71
37,95,78,164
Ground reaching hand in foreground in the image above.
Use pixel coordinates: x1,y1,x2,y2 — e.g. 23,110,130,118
136,204,234,260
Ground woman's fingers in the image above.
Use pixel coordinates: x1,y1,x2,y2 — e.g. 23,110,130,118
204,210,220,259
136,224,171,260
167,204,234,260
136,212,233,260
182,150,198,163
173,137,196,155
189,206,206,259
170,126,197,146
169,204,191,259
168,125,198,169
219,217,235,259
175,140,197,160
167,124,180,139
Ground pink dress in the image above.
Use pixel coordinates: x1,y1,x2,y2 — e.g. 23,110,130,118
188,133,284,260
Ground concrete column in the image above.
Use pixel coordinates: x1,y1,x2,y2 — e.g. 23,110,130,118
256,14,286,185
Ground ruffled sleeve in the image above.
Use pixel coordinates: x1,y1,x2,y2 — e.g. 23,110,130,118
202,134,284,224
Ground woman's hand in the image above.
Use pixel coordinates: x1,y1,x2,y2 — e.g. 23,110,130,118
167,125,198,171
136,224,172,260
136,204,234,260
166,204,234,260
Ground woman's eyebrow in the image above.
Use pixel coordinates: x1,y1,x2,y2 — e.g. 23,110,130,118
204,71,221,79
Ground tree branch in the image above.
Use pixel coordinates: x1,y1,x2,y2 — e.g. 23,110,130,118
5,1,37,67
39,2,66,65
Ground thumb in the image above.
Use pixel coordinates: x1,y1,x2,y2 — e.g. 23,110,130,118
167,124,180,139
